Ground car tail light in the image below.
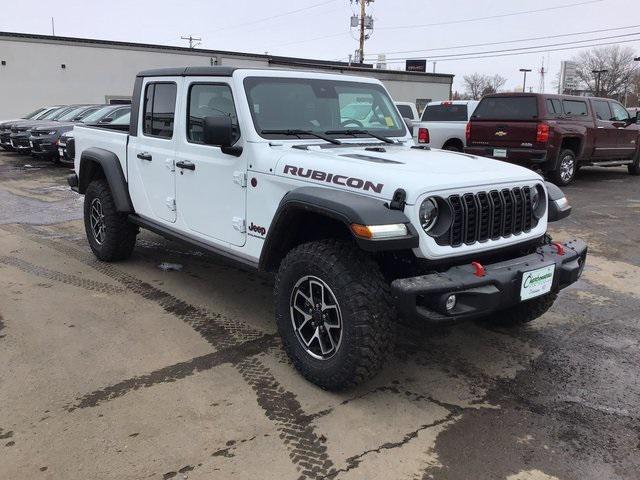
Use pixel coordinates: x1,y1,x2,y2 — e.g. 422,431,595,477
536,122,550,143
465,122,471,144
441,101,452,106
418,127,430,144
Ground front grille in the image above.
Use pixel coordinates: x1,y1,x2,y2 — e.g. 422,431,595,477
437,186,537,247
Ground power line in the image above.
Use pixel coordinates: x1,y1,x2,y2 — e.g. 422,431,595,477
379,31,640,62
376,0,605,31
180,35,202,49
381,37,640,64
364,24,640,57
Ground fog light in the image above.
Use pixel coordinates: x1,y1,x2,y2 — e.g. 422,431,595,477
445,295,457,312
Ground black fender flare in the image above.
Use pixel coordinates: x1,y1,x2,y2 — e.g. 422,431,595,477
78,147,134,213
259,186,418,271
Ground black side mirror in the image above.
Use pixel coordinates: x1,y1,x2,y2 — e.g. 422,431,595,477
101,117,114,124
203,115,242,157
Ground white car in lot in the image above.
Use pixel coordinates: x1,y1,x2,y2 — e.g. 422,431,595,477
69,67,586,390
412,100,479,151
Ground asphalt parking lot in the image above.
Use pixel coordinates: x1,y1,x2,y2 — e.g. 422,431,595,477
0,151,639,480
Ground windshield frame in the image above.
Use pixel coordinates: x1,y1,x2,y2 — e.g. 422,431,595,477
243,76,408,142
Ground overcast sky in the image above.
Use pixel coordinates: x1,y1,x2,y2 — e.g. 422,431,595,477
1,0,639,93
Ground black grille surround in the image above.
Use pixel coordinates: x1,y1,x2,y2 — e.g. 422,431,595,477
435,186,539,247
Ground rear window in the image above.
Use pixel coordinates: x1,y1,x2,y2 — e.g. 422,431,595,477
472,97,538,120
396,104,415,119
562,100,588,117
421,103,468,122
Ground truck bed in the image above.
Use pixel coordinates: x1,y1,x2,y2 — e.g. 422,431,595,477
73,125,129,179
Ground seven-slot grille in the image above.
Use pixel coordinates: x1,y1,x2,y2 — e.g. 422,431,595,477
438,186,537,247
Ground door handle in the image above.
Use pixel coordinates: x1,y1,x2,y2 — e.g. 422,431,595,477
176,160,196,171
137,152,152,161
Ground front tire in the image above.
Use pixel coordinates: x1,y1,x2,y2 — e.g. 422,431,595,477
83,179,137,261
549,149,577,186
484,293,557,327
275,239,395,390
629,150,640,176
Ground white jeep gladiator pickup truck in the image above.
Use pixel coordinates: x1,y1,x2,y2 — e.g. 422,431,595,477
413,100,479,151
69,67,587,390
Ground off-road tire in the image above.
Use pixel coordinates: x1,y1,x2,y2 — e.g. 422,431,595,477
628,150,640,176
84,179,137,262
275,239,395,390
485,293,558,327
548,149,577,186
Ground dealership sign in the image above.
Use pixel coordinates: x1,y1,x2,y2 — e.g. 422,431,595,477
406,60,427,72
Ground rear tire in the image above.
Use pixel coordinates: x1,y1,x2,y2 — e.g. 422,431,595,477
274,239,395,390
484,293,557,327
549,149,577,186
629,150,640,176
83,179,137,262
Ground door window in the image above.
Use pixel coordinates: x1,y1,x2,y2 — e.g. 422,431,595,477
396,104,415,119
143,82,177,139
562,100,588,117
609,102,630,122
187,83,240,144
593,101,612,121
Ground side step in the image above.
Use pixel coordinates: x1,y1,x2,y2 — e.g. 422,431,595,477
590,160,634,167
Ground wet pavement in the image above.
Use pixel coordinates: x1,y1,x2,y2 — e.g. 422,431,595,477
0,151,638,480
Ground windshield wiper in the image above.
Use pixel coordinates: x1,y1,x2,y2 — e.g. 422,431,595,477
261,129,342,145
324,129,396,144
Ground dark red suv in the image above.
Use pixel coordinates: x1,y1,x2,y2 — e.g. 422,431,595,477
465,93,640,185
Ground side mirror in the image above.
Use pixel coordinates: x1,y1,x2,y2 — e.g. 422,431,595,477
203,115,233,147
101,117,114,124
403,117,414,136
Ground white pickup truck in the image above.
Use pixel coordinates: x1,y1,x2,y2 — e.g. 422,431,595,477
412,100,479,151
69,67,586,390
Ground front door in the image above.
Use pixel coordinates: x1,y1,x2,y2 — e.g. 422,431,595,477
610,101,638,160
175,80,246,247
128,79,180,223
591,99,618,159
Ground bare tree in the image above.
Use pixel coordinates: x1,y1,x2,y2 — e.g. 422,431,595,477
463,73,506,99
572,46,639,99
463,73,486,100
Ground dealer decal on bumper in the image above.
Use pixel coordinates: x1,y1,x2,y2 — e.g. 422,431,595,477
520,264,555,301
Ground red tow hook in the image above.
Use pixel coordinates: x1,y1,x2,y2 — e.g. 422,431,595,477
471,261,486,277
551,242,566,256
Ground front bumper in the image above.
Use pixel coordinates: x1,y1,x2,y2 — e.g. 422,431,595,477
391,238,587,323
10,134,31,151
29,135,58,156
0,131,13,149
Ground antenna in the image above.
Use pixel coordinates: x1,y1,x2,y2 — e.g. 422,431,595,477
538,56,546,93
180,35,202,49
51,17,55,36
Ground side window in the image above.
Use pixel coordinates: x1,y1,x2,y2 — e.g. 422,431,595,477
396,104,414,119
610,102,630,122
593,101,612,121
551,99,562,114
562,100,588,117
187,83,239,144
143,82,177,138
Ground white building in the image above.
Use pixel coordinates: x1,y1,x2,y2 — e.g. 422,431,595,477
0,32,454,118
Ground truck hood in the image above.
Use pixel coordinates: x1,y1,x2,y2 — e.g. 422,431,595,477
274,143,543,204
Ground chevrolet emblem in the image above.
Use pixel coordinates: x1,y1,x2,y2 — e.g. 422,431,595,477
495,131,507,137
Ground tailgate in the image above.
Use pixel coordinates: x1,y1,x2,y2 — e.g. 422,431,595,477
469,120,539,148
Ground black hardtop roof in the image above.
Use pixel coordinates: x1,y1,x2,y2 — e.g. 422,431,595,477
137,66,238,78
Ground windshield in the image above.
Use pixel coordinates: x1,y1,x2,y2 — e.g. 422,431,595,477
81,106,115,123
50,107,76,121
421,103,468,122
244,77,406,140
58,106,90,122
110,112,131,125
472,97,538,120
23,108,46,119
36,107,66,120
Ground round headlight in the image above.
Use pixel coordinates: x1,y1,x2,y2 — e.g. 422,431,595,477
419,197,439,232
531,187,540,211
532,184,546,219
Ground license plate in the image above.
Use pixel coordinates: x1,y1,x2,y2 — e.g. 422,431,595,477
58,148,64,156
520,264,555,301
493,148,507,158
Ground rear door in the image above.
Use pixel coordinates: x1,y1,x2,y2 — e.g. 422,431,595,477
591,99,618,159
469,96,540,150
609,101,638,159
174,79,247,247
127,79,180,223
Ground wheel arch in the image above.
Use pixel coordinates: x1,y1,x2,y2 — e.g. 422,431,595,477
78,148,134,213
442,137,464,151
259,186,418,272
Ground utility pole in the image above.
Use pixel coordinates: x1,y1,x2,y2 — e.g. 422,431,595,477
51,17,55,36
519,68,532,93
180,35,202,49
350,0,373,63
592,69,608,96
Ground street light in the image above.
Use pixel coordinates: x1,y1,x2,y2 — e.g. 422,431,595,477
519,68,532,92
592,69,608,97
